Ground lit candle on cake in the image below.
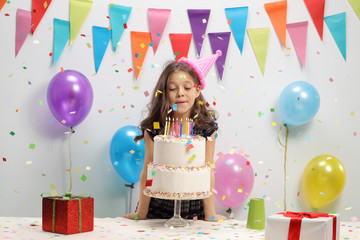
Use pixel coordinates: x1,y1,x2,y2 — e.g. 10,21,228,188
164,117,168,136
191,119,193,137
167,117,171,138
171,118,175,137
176,118,178,138
185,118,188,138
180,119,183,138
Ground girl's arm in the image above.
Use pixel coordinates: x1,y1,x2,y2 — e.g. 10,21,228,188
203,131,226,221
122,131,154,220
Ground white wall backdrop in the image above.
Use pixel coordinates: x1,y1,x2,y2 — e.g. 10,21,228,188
1,0,360,221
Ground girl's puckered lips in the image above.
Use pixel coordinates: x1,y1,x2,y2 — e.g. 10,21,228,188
175,101,187,104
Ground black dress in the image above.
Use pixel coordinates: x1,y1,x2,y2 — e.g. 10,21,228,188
137,124,218,220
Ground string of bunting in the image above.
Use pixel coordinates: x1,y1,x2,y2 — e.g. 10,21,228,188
5,0,349,77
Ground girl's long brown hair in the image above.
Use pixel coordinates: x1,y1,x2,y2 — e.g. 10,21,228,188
134,61,218,142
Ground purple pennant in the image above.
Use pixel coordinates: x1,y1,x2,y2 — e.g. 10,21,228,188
208,32,231,80
187,9,211,56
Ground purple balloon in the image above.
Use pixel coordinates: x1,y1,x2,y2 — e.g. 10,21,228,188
214,153,254,208
47,70,93,127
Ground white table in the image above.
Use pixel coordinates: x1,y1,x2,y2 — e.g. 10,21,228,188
1,217,359,239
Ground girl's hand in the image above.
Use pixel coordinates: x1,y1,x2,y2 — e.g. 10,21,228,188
122,212,147,220
205,214,227,222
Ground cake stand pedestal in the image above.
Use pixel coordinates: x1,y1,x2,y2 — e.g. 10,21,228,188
164,199,190,228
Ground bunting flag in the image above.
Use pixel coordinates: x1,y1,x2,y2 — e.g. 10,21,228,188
130,31,152,79
225,7,248,54
247,28,270,76
325,12,346,61
93,26,112,73
348,0,360,20
304,0,325,40
187,9,211,56
264,0,287,47
148,8,171,54
31,0,52,34
53,18,70,65
70,0,93,45
0,0,7,11
169,33,192,61
109,4,132,52
15,9,32,57
287,21,308,68
208,32,231,80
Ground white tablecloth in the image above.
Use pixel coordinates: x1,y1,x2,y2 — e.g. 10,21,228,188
0,217,359,239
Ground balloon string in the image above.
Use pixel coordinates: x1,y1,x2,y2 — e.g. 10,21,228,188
278,124,289,212
68,127,73,193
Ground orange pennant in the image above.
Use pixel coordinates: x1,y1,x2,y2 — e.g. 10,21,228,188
264,0,287,47
0,0,6,11
130,31,152,80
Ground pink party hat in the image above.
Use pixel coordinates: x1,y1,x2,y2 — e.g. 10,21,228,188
178,50,222,90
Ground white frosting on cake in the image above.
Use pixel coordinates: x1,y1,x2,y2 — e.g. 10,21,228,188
144,135,212,200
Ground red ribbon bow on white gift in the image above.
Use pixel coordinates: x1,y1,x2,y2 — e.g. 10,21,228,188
278,211,337,240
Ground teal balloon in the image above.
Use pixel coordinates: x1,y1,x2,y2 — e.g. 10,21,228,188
110,126,145,183
278,81,320,126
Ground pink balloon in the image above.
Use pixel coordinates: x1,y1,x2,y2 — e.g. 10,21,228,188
214,153,254,208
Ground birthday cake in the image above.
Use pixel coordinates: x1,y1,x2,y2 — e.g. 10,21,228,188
143,135,212,200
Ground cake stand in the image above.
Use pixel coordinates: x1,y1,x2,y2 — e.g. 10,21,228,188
164,199,190,228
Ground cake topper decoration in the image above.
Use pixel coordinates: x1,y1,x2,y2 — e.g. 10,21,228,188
178,50,222,90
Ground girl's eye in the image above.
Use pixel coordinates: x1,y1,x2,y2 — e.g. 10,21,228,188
169,88,176,91
185,88,191,90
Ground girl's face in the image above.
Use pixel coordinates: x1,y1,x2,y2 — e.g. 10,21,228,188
167,71,201,119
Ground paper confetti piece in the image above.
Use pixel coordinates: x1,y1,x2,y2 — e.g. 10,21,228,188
29,143,36,149
3,158,7,162
172,104,177,111
80,174,87,182
144,91,149,97
153,122,160,129
85,166,91,171
50,184,56,189
10,131,15,136
187,144,194,150
351,216,358,222
134,214,139,220
51,190,57,196
222,195,226,200
210,216,215,220
25,160,32,165
129,150,135,154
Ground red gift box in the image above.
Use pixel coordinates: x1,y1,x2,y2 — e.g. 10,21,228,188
42,196,94,235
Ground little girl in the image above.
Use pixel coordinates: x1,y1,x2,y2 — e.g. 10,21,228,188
122,51,226,221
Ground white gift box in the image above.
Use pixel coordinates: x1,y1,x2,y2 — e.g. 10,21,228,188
265,212,340,240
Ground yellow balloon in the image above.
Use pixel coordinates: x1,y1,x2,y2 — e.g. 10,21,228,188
302,154,346,209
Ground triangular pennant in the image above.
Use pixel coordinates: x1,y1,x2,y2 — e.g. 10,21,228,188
169,33,192,61
247,28,270,76
208,32,231,80
93,26,112,73
287,21,308,68
130,31,152,79
225,7,248,54
187,9,211,56
0,0,7,11
31,0,52,34
264,0,287,47
109,4,132,52
348,0,360,20
148,8,171,54
53,18,70,65
15,9,32,57
70,0,93,45
325,12,346,61
304,0,325,40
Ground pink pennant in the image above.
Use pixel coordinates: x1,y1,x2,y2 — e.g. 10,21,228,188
16,9,32,57
148,8,171,54
287,21,308,68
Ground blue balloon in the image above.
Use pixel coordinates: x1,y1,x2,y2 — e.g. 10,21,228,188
278,81,320,126
110,126,145,183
